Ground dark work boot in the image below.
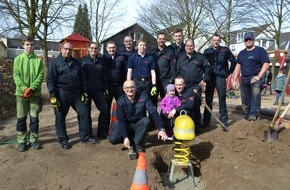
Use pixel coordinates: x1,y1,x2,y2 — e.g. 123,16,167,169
60,141,72,149
31,141,41,150
202,121,210,128
17,143,27,152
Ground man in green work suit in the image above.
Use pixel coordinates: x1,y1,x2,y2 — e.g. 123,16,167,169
13,36,44,152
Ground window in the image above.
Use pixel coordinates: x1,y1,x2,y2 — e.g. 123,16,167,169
237,32,244,43
129,32,134,40
262,40,267,48
129,32,143,42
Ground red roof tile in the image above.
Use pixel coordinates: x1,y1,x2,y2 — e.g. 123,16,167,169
59,33,89,43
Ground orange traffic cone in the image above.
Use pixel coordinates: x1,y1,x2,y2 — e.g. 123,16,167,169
131,152,149,190
109,103,118,135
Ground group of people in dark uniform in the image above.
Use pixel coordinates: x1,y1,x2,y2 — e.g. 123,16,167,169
15,29,270,154
45,28,233,152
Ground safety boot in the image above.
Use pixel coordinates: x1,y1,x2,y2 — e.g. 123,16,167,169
17,143,27,152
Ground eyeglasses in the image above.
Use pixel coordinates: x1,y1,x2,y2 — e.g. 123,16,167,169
124,86,136,90
63,48,72,51
24,43,34,46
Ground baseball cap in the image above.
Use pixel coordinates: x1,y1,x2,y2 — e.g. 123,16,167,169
244,32,255,41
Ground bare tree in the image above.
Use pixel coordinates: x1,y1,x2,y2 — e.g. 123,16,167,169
137,0,181,37
138,0,213,51
0,0,76,67
204,0,253,46
37,1,77,67
251,0,290,48
87,0,125,43
137,0,260,49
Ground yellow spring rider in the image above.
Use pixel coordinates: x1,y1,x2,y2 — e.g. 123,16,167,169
167,110,195,185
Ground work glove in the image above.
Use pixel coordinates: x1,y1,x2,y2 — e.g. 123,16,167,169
104,89,109,98
50,97,60,111
123,137,130,149
250,76,260,84
150,86,157,96
81,92,88,104
23,88,33,98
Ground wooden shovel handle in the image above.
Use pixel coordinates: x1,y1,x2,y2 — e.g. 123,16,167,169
193,89,228,131
270,71,290,127
280,103,290,119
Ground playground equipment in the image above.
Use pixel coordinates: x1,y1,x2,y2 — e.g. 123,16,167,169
167,110,196,185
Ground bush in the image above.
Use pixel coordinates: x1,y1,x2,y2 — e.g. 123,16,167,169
0,59,16,121
0,92,16,121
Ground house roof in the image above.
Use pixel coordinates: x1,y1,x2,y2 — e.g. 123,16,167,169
229,24,271,44
232,24,271,35
6,38,60,51
267,32,290,50
101,23,138,43
59,32,90,43
101,23,155,43
159,23,185,35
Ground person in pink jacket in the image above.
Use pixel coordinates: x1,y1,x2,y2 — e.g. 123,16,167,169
160,84,181,137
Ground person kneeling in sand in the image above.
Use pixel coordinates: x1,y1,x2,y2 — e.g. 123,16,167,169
109,80,168,153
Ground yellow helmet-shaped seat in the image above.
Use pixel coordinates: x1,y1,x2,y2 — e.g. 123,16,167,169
173,110,195,141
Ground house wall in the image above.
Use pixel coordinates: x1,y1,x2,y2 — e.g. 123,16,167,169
102,24,156,55
7,48,60,59
1,38,61,59
229,41,263,56
194,36,209,53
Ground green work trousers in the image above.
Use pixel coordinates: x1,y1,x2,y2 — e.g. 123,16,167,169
16,96,42,144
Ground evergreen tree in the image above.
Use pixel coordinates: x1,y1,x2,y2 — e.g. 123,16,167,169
82,4,92,40
73,4,92,40
73,5,83,34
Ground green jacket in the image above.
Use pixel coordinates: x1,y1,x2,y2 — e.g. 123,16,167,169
13,52,44,97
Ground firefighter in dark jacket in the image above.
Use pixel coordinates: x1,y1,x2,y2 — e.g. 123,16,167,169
150,32,176,106
80,42,109,139
168,76,196,123
103,40,127,137
203,34,236,128
103,41,127,103
120,35,137,63
47,42,96,149
176,39,211,128
109,80,168,153
168,28,185,61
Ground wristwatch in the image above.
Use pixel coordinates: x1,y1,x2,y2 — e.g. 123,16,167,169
159,128,166,132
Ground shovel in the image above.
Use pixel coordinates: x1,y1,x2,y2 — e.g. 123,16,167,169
265,103,289,142
265,70,290,142
128,146,137,160
193,89,228,131
274,102,290,130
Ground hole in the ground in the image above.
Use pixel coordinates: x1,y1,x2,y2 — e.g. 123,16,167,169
151,144,209,189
